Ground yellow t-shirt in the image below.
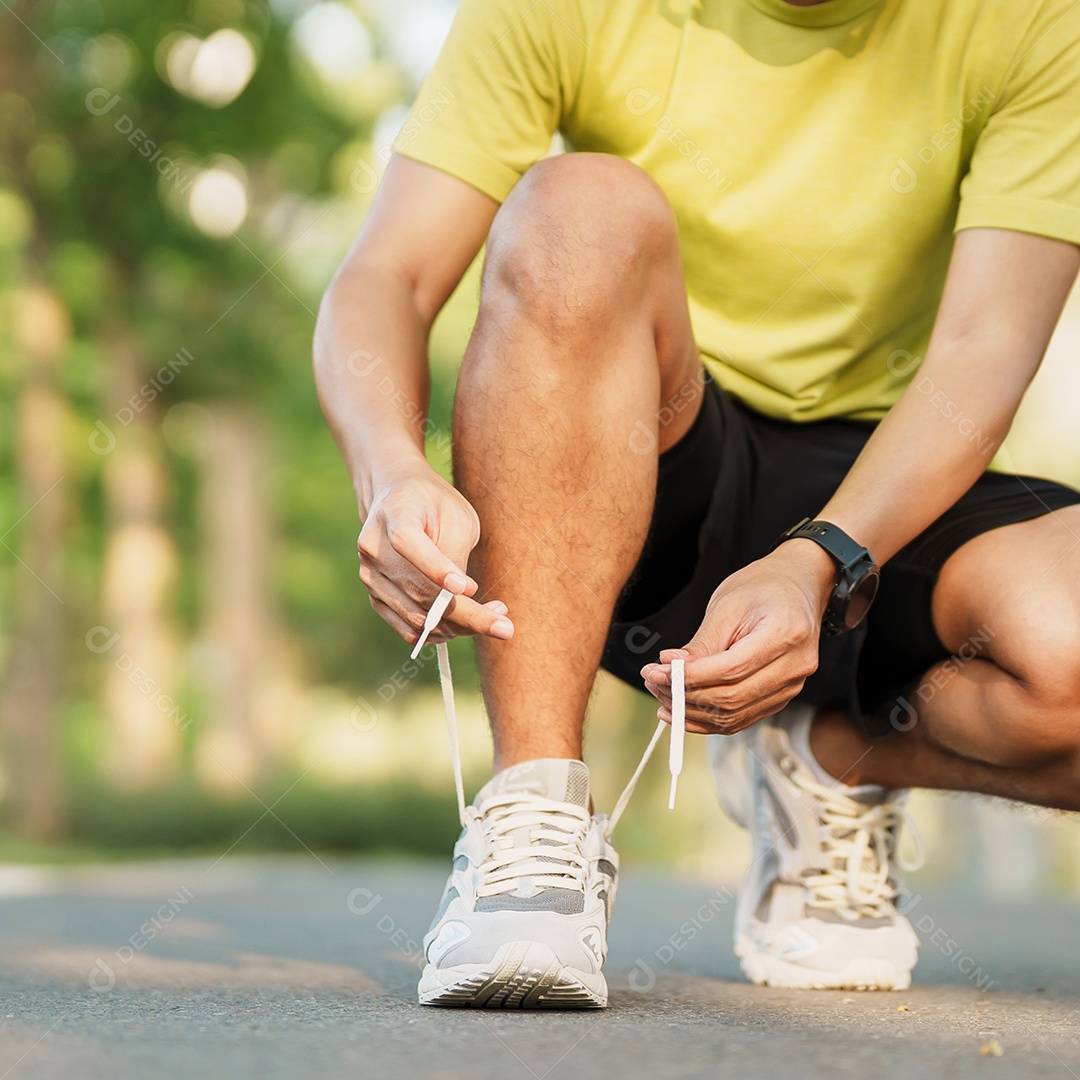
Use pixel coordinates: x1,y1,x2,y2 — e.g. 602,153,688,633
395,0,1080,422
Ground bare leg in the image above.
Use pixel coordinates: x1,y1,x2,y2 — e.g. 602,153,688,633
453,154,702,772
812,507,1080,809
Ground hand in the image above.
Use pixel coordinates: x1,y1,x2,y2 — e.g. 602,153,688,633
639,540,835,734
357,460,514,647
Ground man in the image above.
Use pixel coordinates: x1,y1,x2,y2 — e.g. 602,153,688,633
314,0,1080,1006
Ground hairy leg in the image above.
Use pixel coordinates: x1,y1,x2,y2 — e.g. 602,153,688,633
812,506,1080,809
453,154,703,771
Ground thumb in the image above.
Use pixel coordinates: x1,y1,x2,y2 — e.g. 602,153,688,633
679,600,749,662
658,645,696,664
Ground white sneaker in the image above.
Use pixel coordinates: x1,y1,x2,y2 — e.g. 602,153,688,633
419,758,616,1008
710,705,921,991
417,643,668,1009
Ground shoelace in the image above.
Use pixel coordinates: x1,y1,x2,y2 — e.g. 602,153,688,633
422,591,686,842
471,794,593,897
792,764,924,919
420,593,919,918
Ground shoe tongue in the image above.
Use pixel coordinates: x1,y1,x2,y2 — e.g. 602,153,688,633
476,758,590,808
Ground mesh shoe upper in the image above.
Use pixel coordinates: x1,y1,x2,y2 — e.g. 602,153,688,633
423,759,617,973
418,637,673,1000
712,706,921,977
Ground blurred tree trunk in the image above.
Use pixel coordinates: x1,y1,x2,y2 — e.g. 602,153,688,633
99,321,183,789
190,404,295,794
0,289,72,839
0,14,72,837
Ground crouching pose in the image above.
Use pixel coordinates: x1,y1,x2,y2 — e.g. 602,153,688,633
315,0,1080,1005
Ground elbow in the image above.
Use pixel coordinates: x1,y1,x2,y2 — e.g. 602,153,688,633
313,270,352,393
312,274,339,368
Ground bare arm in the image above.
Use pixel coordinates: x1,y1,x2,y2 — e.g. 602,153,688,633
645,228,1080,731
314,155,509,644
819,228,1080,562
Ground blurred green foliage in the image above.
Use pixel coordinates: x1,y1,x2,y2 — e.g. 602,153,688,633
0,0,483,853
2,1,1079,884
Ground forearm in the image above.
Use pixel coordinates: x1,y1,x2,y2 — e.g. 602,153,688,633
818,340,1028,566
314,259,434,516
656,336,1041,729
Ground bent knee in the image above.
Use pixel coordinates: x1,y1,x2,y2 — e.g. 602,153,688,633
988,620,1080,767
482,154,678,328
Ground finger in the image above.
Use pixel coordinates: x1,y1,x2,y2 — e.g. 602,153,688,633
647,653,805,713
652,664,804,717
385,522,473,595
363,567,432,637
657,707,718,736
361,540,454,610
364,556,513,643
681,690,794,728
682,662,808,715
645,621,809,689
658,648,691,665
415,602,506,648
370,596,425,645
368,592,507,649
438,592,515,640
412,606,504,649
643,679,664,704
658,688,796,734
685,629,793,686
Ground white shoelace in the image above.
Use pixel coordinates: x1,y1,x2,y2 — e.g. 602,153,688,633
795,768,924,920
420,592,918,920
471,795,593,898
422,591,686,839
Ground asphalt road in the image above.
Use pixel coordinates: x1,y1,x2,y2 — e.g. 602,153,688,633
1,856,1079,1079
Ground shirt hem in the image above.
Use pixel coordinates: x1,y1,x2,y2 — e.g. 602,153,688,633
394,131,522,204
956,196,1080,247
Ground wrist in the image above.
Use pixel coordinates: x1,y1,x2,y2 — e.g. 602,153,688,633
771,537,837,617
356,443,432,517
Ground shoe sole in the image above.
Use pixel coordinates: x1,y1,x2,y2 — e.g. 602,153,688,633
736,939,911,991
418,940,607,1009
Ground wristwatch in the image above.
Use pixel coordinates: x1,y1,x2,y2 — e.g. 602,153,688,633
773,518,880,637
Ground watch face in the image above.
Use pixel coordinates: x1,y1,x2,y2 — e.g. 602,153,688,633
844,568,880,630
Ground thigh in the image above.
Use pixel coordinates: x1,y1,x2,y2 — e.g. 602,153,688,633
858,476,1080,719
933,503,1080,685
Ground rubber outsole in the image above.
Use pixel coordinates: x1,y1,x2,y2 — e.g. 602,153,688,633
736,938,912,991
418,940,607,1009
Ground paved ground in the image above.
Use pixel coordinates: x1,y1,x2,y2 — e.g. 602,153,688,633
1,857,1079,1078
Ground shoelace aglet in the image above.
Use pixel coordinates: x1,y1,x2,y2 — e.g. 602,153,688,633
411,587,454,659
667,658,685,810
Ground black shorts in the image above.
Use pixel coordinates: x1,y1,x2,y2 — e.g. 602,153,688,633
601,378,1080,732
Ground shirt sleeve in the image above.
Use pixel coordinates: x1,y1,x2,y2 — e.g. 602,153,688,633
957,3,1080,245
391,0,587,203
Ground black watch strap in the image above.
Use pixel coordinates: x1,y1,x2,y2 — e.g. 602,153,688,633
776,518,870,571
772,518,880,637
